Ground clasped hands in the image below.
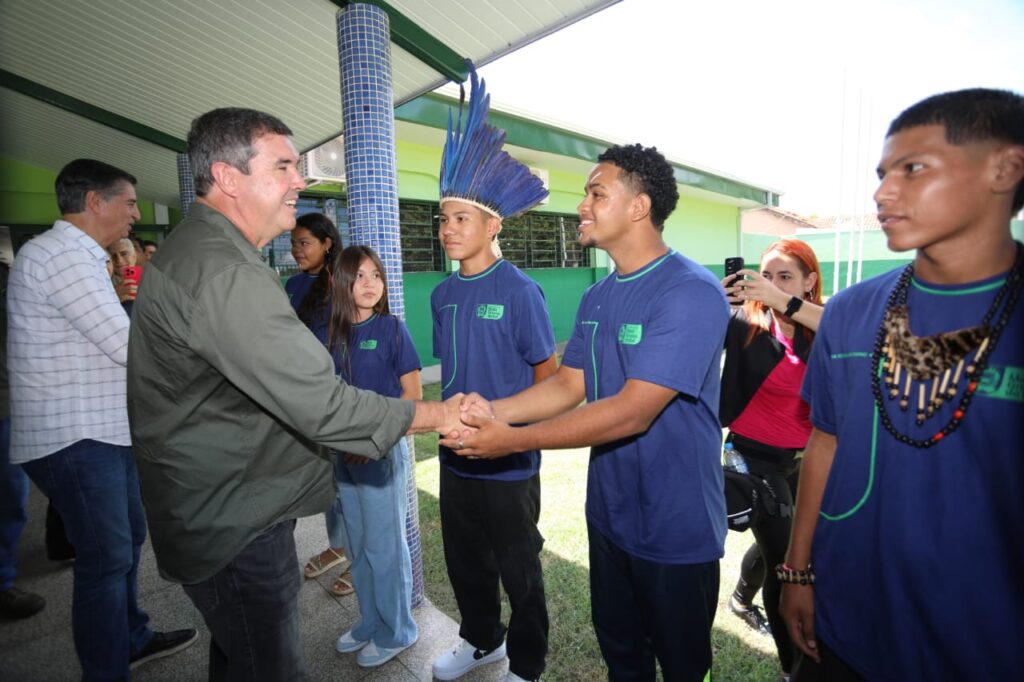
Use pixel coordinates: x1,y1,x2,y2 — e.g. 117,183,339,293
439,392,515,460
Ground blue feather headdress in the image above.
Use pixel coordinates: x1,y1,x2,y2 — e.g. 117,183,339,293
439,62,548,219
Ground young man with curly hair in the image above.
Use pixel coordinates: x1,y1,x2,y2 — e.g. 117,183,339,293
446,144,730,681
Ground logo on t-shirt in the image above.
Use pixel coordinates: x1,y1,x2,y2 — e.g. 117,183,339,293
618,323,643,345
475,304,504,320
359,340,378,350
978,365,1024,402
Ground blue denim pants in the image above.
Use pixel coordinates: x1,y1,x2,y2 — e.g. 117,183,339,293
0,419,29,591
183,520,307,682
337,438,417,648
22,439,152,682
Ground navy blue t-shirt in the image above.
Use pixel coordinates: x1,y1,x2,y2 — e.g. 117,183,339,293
431,259,556,480
802,264,1024,680
562,250,729,564
285,271,318,309
337,313,421,398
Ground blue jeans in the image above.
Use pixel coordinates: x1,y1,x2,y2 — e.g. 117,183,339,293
22,439,152,682
183,520,307,682
587,522,718,682
338,438,417,648
0,418,29,591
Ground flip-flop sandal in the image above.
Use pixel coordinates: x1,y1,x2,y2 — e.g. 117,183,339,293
304,548,348,578
329,571,355,597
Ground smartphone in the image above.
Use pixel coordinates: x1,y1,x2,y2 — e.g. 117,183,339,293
724,257,744,305
121,266,142,287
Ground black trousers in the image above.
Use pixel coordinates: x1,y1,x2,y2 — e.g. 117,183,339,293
730,434,801,673
439,466,548,680
588,522,719,682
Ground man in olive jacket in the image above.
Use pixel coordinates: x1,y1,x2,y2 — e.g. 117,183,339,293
128,108,463,681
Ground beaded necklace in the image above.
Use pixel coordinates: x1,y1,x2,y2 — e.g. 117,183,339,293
871,243,1024,448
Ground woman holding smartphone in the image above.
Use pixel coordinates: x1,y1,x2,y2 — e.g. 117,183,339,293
720,238,824,681
327,245,421,668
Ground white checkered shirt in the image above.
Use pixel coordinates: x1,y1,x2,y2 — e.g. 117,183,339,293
7,220,131,463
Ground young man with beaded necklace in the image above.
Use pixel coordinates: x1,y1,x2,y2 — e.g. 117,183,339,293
780,88,1024,681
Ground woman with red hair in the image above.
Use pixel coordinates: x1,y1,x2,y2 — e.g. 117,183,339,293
720,238,824,681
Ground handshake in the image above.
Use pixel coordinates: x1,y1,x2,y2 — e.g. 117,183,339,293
435,392,514,460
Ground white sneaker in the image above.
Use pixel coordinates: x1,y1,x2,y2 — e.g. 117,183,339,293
431,638,507,681
356,639,415,668
335,629,369,654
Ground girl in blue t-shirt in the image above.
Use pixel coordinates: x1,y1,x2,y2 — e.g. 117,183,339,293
285,214,354,594
327,246,421,667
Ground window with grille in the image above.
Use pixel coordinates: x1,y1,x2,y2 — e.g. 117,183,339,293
398,201,590,272
499,211,589,269
399,201,446,272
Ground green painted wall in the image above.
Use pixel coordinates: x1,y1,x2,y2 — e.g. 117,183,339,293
524,267,602,341
401,271,447,366
0,155,182,230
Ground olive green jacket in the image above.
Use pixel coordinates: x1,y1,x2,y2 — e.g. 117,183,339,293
127,203,413,584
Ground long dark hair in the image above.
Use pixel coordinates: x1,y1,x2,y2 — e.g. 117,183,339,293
327,245,391,372
293,212,341,326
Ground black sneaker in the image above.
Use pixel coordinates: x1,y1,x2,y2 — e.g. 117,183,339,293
0,587,46,620
729,598,771,636
129,628,199,669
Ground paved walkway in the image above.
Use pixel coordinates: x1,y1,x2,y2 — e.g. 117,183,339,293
0,480,509,681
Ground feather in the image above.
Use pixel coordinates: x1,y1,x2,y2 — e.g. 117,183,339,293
439,61,548,218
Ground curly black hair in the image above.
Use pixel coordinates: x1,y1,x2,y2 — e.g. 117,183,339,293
597,144,679,230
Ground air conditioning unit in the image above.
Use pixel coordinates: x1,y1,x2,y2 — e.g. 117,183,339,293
302,137,346,187
529,167,550,204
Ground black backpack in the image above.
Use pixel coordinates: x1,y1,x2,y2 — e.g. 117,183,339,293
724,469,790,532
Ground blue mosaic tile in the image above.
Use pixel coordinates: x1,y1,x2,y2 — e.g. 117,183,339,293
338,3,423,607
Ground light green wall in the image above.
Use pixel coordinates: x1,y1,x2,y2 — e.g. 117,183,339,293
0,155,181,229
663,194,740,265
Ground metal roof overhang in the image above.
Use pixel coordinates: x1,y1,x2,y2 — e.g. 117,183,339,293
0,0,618,208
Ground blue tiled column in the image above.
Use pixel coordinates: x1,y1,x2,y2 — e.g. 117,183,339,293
337,3,424,607
176,153,195,216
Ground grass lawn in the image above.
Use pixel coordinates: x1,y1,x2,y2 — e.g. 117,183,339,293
413,382,782,681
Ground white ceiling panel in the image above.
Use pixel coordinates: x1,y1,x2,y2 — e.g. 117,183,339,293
0,0,618,207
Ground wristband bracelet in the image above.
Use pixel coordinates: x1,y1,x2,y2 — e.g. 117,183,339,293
775,562,815,585
783,295,804,317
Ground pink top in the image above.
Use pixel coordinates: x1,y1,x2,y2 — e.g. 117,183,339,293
729,322,812,449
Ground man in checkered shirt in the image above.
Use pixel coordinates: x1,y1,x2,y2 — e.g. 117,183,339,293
6,159,197,680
